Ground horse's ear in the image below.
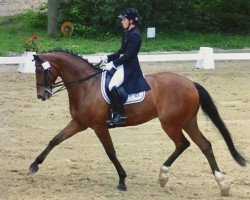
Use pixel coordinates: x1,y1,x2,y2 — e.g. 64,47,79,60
33,54,44,62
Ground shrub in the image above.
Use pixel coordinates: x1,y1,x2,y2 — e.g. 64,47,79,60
24,0,249,36
21,4,47,29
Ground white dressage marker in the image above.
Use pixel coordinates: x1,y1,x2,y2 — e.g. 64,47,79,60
17,52,36,73
196,47,215,69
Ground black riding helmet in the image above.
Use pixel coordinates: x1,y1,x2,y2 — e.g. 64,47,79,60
118,8,140,25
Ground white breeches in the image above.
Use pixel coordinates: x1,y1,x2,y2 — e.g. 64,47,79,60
108,65,124,91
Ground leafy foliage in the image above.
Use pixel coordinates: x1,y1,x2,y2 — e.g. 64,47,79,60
21,4,47,29
58,0,250,35
58,0,121,36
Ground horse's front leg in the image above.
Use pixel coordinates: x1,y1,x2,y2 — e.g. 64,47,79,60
29,119,86,173
94,127,127,191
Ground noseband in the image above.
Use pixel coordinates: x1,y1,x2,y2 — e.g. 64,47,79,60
36,69,52,87
35,63,55,95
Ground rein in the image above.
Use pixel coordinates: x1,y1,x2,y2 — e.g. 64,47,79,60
52,70,103,94
42,62,103,95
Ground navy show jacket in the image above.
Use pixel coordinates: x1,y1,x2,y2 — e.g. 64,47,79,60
107,27,151,94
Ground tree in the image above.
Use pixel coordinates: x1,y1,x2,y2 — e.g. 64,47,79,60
47,0,59,37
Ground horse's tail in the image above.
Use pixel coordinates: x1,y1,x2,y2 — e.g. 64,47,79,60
194,82,247,167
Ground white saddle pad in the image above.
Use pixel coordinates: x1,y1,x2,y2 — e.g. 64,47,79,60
101,71,145,105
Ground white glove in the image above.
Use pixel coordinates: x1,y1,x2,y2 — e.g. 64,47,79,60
99,55,108,67
101,61,115,71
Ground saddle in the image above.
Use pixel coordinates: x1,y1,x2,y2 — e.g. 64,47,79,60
101,71,145,105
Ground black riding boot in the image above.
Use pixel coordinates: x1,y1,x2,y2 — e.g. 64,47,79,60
107,86,127,125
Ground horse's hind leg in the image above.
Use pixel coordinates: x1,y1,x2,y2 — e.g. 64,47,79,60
184,118,230,196
29,119,86,173
158,124,190,187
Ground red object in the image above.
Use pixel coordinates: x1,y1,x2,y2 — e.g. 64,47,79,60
32,35,38,40
23,38,30,43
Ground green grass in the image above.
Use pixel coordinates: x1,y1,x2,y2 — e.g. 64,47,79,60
141,31,250,52
0,14,249,56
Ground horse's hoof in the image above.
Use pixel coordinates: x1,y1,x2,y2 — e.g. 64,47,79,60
29,164,39,173
158,166,170,187
117,183,127,191
158,174,169,187
221,185,230,197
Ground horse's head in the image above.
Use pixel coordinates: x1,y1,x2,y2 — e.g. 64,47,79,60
33,50,103,101
33,54,59,101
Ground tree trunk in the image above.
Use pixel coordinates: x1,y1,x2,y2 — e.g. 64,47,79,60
47,0,59,37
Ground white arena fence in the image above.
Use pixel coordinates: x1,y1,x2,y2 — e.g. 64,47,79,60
0,47,249,73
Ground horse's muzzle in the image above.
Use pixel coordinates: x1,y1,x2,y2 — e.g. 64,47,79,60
37,89,52,101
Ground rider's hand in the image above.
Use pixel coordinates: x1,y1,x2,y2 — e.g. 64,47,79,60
101,61,115,71
99,56,108,68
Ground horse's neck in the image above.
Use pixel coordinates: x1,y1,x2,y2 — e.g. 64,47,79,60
54,57,101,96
49,55,94,82
46,53,102,106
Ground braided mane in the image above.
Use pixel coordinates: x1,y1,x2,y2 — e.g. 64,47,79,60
46,49,101,71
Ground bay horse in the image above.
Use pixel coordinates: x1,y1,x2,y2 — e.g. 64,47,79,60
30,50,246,196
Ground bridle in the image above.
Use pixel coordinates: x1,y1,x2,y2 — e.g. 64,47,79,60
35,61,104,96
35,63,56,95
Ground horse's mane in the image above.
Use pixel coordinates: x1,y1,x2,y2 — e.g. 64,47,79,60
46,49,101,71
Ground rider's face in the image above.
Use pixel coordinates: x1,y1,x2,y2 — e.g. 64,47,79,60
121,18,131,29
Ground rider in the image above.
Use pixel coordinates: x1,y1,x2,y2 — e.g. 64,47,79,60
101,8,151,125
